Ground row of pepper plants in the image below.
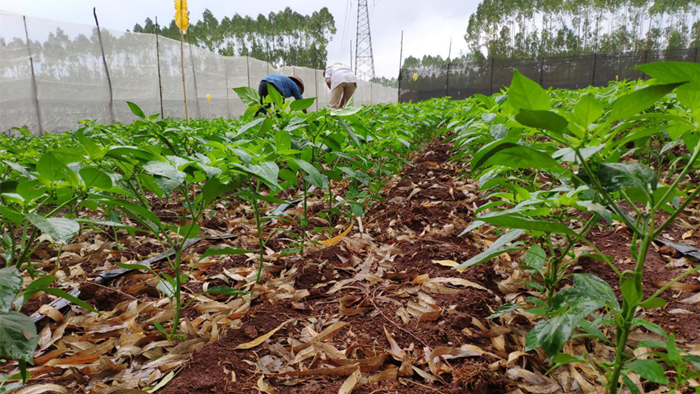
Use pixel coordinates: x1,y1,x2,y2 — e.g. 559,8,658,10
0,85,443,387
450,61,700,393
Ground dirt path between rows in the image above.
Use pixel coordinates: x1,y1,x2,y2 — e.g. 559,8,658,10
162,141,510,394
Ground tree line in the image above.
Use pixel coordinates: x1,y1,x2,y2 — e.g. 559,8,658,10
132,8,336,70
465,0,700,60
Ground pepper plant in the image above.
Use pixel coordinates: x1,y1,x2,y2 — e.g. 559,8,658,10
459,62,700,393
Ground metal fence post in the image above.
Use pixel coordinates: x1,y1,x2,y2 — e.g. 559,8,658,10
591,53,598,86
22,16,43,135
224,59,231,119
539,56,545,86
397,30,403,103
695,46,699,63
93,8,116,124
246,57,251,88
155,17,165,119
445,61,451,98
187,30,202,118
314,69,319,111
489,57,496,95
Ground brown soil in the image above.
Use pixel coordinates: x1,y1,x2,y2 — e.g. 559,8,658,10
577,225,700,343
161,141,508,394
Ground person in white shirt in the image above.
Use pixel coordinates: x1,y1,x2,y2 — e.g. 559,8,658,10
324,63,358,109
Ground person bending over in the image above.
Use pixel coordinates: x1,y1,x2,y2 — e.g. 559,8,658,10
324,63,357,109
257,74,306,115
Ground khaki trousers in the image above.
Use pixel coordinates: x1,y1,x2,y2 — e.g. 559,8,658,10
329,82,356,109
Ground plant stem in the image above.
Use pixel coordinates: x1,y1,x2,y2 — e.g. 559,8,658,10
574,149,643,237
609,209,654,394
14,227,37,271
253,200,264,284
654,186,700,239
300,178,308,255
171,249,182,337
655,139,700,213
253,181,265,284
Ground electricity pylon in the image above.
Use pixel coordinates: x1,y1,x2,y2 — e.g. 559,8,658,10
354,0,375,81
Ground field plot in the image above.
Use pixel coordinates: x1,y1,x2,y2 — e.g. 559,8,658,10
1,62,700,394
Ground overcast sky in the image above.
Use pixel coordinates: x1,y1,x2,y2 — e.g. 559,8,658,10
0,0,478,78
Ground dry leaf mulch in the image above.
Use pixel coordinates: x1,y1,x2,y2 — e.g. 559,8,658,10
9,139,700,394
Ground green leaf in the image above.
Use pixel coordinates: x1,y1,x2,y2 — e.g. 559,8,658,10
0,181,18,194
666,334,682,366
489,124,507,139
142,161,186,194
472,142,562,171
0,268,21,313
621,272,643,307
126,101,146,119
248,161,283,191
291,158,329,189
455,229,524,269
176,222,201,239
622,375,642,394
157,276,175,298
106,146,159,162
236,191,287,205
515,110,568,134
527,313,577,357
508,69,550,111
36,152,72,183
26,213,79,244
479,213,577,237
632,318,668,337
201,246,254,259
0,311,38,361
79,167,112,190
274,130,292,152
639,297,667,309
0,206,24,225
233,87,260,107
43,288,97,313
22,275,57,300
331,106,362,117
572,93,604,128
290,98,315,111
626,359,669,385
524,244,546,273
634,61,700,84
143,161,186,182
201,177,231,207
266,82,284,107
236,118,266,136
676,83,700,121
573,273,619,311
488,303,520,319
596,163,657,193
609,83,685,122
547,353,589,373
203,286,246,296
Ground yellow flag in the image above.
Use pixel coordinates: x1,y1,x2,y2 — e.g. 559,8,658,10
412,73,418,82
174,0,189,31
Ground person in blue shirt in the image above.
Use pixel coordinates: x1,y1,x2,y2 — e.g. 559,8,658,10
257,74,306,115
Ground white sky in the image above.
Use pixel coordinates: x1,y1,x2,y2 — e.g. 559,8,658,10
0,0,478,78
